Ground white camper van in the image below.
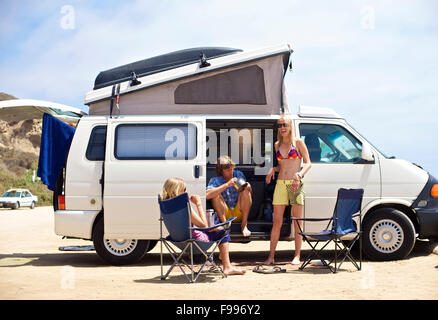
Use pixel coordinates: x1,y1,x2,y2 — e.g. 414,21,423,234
2,44,436,265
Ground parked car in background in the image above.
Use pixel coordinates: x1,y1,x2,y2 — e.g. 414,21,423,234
0,189,38,209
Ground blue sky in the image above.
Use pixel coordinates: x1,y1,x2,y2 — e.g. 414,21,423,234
0,0,437,176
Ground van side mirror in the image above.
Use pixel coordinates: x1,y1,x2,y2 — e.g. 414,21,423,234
361,142,375,162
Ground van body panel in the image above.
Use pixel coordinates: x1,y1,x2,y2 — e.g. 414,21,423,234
103,116,206,239
54,210,100,239
295,119,381,232
361,198,414,213
380,158,428,201
65,118,107,211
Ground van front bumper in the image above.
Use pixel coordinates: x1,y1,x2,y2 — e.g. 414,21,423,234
412,174,438,239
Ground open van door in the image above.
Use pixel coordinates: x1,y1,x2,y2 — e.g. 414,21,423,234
103,116,206,239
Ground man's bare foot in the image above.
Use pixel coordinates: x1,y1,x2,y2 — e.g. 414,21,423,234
242,226,251,237
291,256,301,265
223,266,246,276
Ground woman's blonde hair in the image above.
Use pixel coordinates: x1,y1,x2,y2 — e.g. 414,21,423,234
275,115,294,148
160,177,186,200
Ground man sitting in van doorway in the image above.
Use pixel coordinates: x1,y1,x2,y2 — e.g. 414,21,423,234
206,156,253,237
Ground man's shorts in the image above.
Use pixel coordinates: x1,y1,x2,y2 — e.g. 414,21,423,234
272,179,305,206
224,206,243,222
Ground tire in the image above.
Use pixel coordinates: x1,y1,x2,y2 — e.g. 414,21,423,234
12,202,20,210
30,201,35,209
92,217,148,265
362,208,416,261
145,240,158,253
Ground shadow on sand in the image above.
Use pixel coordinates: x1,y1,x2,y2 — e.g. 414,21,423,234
0,239,434,280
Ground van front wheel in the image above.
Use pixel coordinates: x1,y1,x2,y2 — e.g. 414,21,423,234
92,218,148,265
362,208,416,261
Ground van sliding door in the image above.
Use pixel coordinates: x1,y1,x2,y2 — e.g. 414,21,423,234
103,116,206,239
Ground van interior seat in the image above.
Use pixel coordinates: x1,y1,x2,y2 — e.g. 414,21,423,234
304,133,321,163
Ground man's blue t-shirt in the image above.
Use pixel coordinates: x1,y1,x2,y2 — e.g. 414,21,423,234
206,169,246,209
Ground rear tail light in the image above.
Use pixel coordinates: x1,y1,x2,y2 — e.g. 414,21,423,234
58,195,66,210
431,184,438,197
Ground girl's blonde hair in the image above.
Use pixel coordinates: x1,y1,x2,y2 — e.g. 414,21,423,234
160,177,186,200
275,116,294,148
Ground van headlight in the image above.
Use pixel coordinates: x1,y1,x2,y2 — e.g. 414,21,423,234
417,200,428,207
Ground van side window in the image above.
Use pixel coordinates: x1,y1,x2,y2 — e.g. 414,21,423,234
299,123,362,163
86,126,107,161
115,123,197,160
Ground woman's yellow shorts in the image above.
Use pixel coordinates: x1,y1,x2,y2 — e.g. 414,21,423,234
273,179,305,206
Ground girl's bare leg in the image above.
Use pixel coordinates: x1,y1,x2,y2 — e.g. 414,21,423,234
291,205,303,265
263,205,286,265
219,242,246,275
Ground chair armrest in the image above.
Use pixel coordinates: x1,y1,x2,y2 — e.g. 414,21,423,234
190,217,236,232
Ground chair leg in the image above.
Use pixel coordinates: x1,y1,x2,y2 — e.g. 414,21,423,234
190,243,194,283
160,239,163,280
162,241,194,282
160,237,229,283
360,231,363,271
300,237,335,273
335,236,361,271
190,241,226,282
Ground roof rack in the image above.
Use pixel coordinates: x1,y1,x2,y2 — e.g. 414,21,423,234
93,47,243,90
298,105,343,119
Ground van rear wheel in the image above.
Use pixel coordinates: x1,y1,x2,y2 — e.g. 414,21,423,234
92,218,148,265
362,208,416,261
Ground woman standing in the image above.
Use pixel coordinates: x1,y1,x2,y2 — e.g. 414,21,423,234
263,116,311,265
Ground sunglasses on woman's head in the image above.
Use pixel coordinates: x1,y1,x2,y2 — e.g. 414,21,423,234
277,123,289,128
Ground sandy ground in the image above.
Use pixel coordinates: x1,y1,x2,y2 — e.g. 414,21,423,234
0,206,437,300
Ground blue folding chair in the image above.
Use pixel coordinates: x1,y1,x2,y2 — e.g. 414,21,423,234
292,188,364,273
158,193,235,282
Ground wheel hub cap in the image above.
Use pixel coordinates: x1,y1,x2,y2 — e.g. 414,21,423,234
370,219,404,253
104,239,137,256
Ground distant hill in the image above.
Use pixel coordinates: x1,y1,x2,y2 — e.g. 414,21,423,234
0,92,51,205
0,92,17,101
0,92,41,176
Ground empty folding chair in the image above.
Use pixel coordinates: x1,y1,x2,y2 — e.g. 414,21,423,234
292,188,364,273
158,192,235,283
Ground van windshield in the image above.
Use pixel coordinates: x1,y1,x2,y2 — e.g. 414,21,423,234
349,124,389,159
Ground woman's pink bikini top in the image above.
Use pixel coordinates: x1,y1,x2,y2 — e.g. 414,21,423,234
276,144,300,160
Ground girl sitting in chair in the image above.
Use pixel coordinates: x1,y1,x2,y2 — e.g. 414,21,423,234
160,177,246,276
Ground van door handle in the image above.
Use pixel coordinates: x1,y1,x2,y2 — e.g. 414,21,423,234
194,165,200,178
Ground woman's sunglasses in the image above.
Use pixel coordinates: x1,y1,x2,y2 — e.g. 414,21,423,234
277,123,289,128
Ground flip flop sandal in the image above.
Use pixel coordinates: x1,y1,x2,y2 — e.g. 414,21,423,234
208,265,222,273
252,265,286,274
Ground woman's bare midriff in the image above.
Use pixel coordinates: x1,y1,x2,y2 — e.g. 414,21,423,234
277,159,301,180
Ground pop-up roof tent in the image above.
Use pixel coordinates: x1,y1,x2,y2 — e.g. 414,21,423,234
85,43,292,115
